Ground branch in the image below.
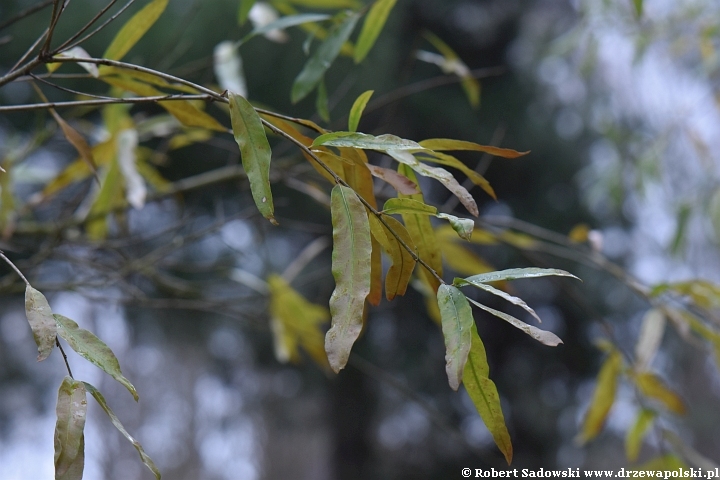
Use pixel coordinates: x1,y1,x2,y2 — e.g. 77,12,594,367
0,93,223,113
0,0,54,32
0,251,31,286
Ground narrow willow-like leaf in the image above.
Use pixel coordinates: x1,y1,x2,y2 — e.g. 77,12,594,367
366,164,418,194
419,138,529,158
387,149,479,216
463,323,513,464
84,382,161,480
462,267,580,284
633,0,643,18
354,0,397,63
577,350,623,444
438,233,497,277
48,46,99,77
436,213,474,241
417,151,496,199
454,277,543,324
437,284,474,391
268,274,330,368
101,76,226,131
229,92,277,225
316,78,330,122
650,279,720,310
86,158,124,240
634,308,666,371
348,90,374,132
100,66,198,93
238,0,258,25
397,164,442,292
325,185,372,372
292,11,361,103
633,372,686,415
241,13,330,43
368,214,416,300
116,128,146,209
54,377,86,480
626,409,655,462
339,148,381,305
422,31,480,108
101,0,169,62
466,298,562,346
25,285,57,361
54,314,139,401
313,131,424,150
50,110,98,182
382,197,437,216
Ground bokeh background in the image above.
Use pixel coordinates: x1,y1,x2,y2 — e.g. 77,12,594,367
1,0,720,478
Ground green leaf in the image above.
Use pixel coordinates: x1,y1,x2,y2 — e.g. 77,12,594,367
463,323,513,465
633,0,643,18
238,0,258,25
577,350,623,444
348,90,374,132
313,131,424,150
382,197,437,216
84,382,161,480
291,11,362,103
387,149,479,216
25,285,57,362
625,409,655,462
460,267,580,284
54,314,139,401
325,185,372,372
466,297,563,346
418,138,529,158
316,77,330,122
228,92,277,225
454,277,543,324
437,284,474,391
241,13,330,43
436,213,474,241
101,0,169,62
54,377,86,480
354,0,397,63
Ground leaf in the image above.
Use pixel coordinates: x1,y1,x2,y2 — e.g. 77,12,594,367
625,409,655,462
316,77,330,122
366,164,418,194
387,149,479,216
348,90,374,132
397,165,442,292
418,138,529,158
463,323,513,464
268,274,330,368
436,213,474,241
83,382,161,480
291,11,361,103
633,372,686,415
50,110,98,182
313,131,424,150
354,0,397,63
116,128,146,209
101,76,227,131
368,213,416,300
101,0,169,62
241,13,330,43
325,185,372,372
99,67,198,93
382,197,437,216
417,151,496,200
238,0,258,25
634,308,666,371
54,377,87,480
437,284,474,391
25,285,57,361
633,454,687,471
54,314,139,401
86,158,124,240
633,0,643,18
421,32,480,108
454,277,543,324
577,350,623,444
651,279,720,310
466,298,563,346
48,46,99,77
461,267,580,284
228,92,277,225
439,236,497,277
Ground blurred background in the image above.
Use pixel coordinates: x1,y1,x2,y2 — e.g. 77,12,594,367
1,0,720,478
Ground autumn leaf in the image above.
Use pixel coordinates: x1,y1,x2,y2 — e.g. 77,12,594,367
577,350,623,444
25,285,57,361
54,377,87,480
437,284,474,390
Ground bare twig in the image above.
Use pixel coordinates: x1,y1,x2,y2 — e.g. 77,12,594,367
0,93,223,113
56,338,75,378
0,0,54,32
0,251,31,286
55,0,133,53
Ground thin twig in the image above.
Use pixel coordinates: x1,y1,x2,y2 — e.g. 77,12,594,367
7,31,47,74
0,0,54,32
0,93,220,113
41,0,62,55
56,338,74,378
55,0,132,53
0,251,31,286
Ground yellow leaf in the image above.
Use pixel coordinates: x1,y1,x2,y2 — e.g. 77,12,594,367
419,138,529,158
577,350,623,444
417,151,496,199
42,139,116,199
625,409,655,462
86,159,125,240
632,372,686,415
100,66,199,94
368,214,416,300
101,75,227,132
268,274,330,369
102,0,169,62
354,0,397,63
568,223,590,243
